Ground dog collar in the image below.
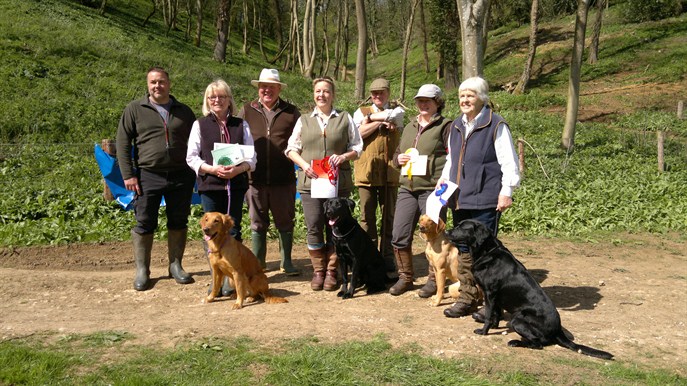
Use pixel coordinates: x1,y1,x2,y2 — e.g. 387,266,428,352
332,226,356,239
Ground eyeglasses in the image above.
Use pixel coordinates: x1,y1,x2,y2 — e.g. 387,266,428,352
208,95,228,101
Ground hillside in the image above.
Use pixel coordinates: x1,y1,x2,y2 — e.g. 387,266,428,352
1,0,685,142
0,0,686,245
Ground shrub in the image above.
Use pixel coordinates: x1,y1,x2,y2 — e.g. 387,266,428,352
620,0,684,23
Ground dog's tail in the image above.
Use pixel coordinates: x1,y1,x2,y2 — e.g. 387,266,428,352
555,332,613,360
263,291,288,304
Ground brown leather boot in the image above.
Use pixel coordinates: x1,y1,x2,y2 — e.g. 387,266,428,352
389,247,414,296
418,264,437,298
309,248,326,291
443,300,478,318
323,244,339,291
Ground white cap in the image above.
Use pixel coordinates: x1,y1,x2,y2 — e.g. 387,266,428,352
414,84,442,99
251,68,287,88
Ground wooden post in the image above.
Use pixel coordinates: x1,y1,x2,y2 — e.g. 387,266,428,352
678,100,684,119
101,139,116,201
517,138,525,175
657,131,665,172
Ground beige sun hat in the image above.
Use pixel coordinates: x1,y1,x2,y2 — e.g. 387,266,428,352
251,68,287,88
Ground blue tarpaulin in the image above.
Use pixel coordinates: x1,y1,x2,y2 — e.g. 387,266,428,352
94,143,201,210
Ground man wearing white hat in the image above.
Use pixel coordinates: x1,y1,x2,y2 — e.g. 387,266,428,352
239,69,301,275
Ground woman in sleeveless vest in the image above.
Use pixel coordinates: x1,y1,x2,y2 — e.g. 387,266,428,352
285,77,363,292
438,76,521,319
186,79,256,296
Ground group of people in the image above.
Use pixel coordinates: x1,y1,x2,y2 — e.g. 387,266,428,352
117,66,520,319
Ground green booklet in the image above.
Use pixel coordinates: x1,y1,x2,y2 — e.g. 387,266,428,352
211,144,244,166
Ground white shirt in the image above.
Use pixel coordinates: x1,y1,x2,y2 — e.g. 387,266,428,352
440,106,520,197
186,117,256,176
285,108,363,158
352,104,405,129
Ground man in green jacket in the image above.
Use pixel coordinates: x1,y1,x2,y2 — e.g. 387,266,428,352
117,67,197,291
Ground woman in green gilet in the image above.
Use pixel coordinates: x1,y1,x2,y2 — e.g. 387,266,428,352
285,77,363,292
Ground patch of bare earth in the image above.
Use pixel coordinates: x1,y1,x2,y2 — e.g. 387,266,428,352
1,233,685,376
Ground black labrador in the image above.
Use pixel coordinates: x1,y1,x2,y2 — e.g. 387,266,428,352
446,219,613,360
324,198,388,299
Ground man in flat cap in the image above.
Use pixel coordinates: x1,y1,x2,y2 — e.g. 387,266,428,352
352,78,404,275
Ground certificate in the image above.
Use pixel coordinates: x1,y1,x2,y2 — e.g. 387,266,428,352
310,157,338,198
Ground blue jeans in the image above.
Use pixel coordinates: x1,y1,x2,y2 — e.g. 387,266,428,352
451,208,501,252
200,188,247,241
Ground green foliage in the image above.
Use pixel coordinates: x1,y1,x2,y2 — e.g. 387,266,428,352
620,0,684,23
2,334,685,385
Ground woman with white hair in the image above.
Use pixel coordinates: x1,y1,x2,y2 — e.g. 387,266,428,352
437,76,521,318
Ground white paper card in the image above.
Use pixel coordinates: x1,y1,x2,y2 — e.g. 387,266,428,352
425,180,458,223
401,155,428,176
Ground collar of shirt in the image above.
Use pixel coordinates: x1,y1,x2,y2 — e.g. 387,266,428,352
462,105,488,137
259,98,280,111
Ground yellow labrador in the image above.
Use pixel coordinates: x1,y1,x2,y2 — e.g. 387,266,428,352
418,214,461,306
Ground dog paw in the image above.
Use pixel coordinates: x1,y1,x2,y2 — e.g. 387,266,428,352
474,328,487,335
341,292,353,299
205,296,215,303
507,340,522,347
231,302,243,310
430,295,441,307
337,291,344,297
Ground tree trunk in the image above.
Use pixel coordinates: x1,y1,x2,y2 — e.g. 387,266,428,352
213,0,232,62
98,0,107,15
419,0,431,73
401,0,422,101
457,0,490,79
194,0,204,47
258,1,269,61
340,1,350,81
366,0,379,58
242,0,249,54
302,0,317,78
273,0,284,48
588,0,606,64
562,0,591,151
514,0,539,94
333,0,344,78
354,0,368,100
320,1,331,77
143,0,157,27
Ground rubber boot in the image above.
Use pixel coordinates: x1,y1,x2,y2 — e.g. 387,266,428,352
251,231,267,270
418,264,437,298
168,228,193,284
323,244,339,291
132,231,154,291
389,247,414,296
278,231,300,276
309,248,326,291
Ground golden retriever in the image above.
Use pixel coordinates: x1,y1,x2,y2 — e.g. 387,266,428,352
200,212,288,310
418,214,461,306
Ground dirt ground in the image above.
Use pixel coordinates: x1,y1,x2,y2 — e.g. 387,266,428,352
1,233,685,374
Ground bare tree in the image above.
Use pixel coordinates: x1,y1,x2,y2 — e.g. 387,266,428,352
194,0,206,47
302,0,317,78
242,0,250,54
366,0,379,57
340,1,351,81
430,0,460,88
562,0,591,151
354,0,368,100
285,0,302,72
213,0,232,62
143,0,157,27
456,0,490,79
99,0,107,15
319,0,331,77
273,0,284,48
514,0,539,94
419,0,431,73
400,0,422,101
588,0,606,64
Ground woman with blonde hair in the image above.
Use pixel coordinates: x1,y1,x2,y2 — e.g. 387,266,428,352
187,79,256,296
285,77,363,291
